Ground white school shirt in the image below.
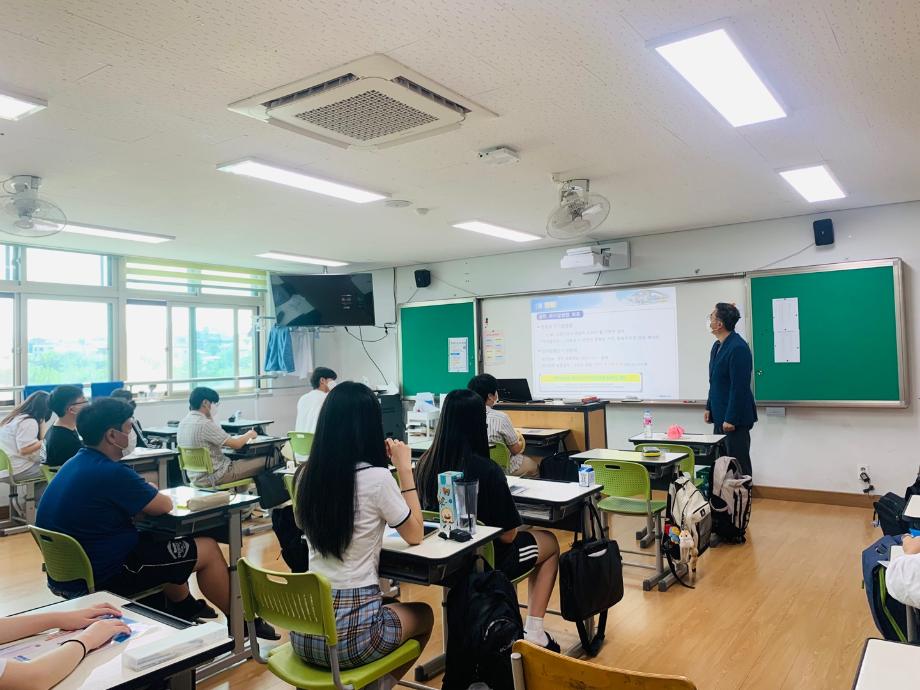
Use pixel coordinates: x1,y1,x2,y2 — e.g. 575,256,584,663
305,463,411,589
886,552,920,608
485,406,526,473
0,415,42,475
295,389,327,433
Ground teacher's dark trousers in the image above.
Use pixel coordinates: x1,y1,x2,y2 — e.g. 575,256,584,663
715,424,752,479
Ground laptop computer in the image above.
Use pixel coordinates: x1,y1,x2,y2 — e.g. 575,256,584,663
496,378,543,403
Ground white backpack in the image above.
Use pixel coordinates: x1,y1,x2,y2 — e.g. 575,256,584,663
710,456,753,543
668,473,712,558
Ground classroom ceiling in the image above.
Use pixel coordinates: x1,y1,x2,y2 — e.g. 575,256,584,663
1,0,919,270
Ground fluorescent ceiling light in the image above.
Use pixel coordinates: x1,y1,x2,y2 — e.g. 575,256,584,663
452,221,541,243
654,28,786,127
257,251,349,267
0,91,46,121
217,159,387,204
62,222,175,244
779,165,846,203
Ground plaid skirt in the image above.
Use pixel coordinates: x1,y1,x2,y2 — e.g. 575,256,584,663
291,585,403,669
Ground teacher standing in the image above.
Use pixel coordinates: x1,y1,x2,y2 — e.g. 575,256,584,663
705,303,757,478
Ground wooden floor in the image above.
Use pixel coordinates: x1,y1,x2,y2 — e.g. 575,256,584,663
0,498,878,689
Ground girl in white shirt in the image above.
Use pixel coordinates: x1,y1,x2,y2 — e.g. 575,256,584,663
0,391,52,481
292,382,432,681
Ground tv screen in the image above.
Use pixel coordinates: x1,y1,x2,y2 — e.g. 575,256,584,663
270,273,375,327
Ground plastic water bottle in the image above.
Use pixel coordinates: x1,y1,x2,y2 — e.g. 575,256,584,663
643,409,653,438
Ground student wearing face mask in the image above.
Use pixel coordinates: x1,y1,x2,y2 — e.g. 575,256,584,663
176,387,264,487
34,398,277,636
295,367,337,434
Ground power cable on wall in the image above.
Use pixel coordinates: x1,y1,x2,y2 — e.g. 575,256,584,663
344,326,390,386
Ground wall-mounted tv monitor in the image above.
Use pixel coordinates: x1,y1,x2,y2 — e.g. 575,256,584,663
270,273,375,327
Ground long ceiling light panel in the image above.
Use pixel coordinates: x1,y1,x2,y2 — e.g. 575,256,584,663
257,251,349,267
779,165,846,202
62,222,174,244
654,28,786,127
452,221,541,243
217,159,387,204
0,90,46,121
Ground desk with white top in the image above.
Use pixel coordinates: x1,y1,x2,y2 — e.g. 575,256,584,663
852,638,920,690
571,448,688,481
629,432,726,465
143,425,179,448
133,486,259,678
219,418,273,434
904,494,920,520
122,447,178,488
5,591,232,690
507,476,600,527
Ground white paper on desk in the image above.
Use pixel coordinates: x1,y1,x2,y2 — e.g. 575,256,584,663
771,297,800,363
448,337,469,373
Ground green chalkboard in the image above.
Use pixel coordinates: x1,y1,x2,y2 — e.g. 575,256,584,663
749,260,906,406
399,300,478,396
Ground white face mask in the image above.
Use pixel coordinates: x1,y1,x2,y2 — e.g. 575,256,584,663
209,402,220,418
326,380,336,391
707,318,715,334
114,429,137,458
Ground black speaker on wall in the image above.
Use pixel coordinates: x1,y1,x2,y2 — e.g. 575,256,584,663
414,269,431,288
813,218,834,246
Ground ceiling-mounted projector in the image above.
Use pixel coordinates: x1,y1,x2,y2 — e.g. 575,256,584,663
560,242,629,273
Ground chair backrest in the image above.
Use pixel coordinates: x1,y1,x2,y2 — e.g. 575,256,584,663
287,431,314,457
29,526,95,594
282,472,296,510
586,459,651,499
635,443,695,476
237,558,336,643
40,464,57,484
178,447,215,475
511,639,697,690
0,449,12,478
490,441,512,473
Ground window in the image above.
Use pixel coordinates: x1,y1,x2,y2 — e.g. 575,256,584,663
171,306,191,393
0,245,14,282
26,247,110,286
27,299,112,384
0,295,13,404
167,307,257,391
125,257,266,296
126,301,168,393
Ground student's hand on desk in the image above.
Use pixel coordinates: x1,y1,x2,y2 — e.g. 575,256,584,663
385,438,411,470
722,421,735,432
903,535,920,555
244,430,258,441
74,618,132,650
57,604,123,631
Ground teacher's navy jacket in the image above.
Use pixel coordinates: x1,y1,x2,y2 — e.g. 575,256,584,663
706,331,757,428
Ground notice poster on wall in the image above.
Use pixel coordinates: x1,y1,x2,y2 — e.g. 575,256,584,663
530,287,680,400
483,329,506,365
447,337,469,373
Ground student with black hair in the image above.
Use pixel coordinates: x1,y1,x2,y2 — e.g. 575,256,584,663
467,373,537,477
110,388,148,448
292,381,432,681
416,389,562,651
294,366,337,433
0,391,52,481
42,385,87,468
705,302,757,478
176,387,263,487
35,398,277,638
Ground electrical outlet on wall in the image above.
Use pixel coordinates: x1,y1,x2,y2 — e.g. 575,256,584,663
858,464,871,480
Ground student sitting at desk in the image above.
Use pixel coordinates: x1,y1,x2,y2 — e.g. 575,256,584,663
0,391,51,482
0,602,130,690
295,366,337,433
292,381,433,681
467,373,537,477
42,385,87,468
177,387,263,487
35,398,277,638
416,389,562,651
110,388,148,448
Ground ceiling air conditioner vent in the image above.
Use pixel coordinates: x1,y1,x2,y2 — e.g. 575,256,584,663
229,54,495,150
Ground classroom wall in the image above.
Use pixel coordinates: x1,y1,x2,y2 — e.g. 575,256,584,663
315,200,920,497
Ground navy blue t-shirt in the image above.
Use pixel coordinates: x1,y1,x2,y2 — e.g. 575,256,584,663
36,447,158,584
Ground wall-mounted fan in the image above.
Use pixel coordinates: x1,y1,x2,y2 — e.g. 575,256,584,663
0,175,67,238
546,178,610,240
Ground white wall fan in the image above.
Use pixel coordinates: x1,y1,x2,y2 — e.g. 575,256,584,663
546,178,610,240
0,175,66,238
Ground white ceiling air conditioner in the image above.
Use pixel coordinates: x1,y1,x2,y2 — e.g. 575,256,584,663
229,54,497,150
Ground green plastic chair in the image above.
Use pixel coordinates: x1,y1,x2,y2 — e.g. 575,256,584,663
283,472,297,510
490,442,512,474
587,459,665,591
178,447,252,491
288,432,314,460
238,558,421,690
634,443,706,492
40,464,58,484
0,450,44,536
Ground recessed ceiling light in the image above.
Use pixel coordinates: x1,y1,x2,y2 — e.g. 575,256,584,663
257,251,349,267
0,90,47,121
61,223,175,244
653,28,786,127
217,159,387,204
452,221,541,243
779,165,846,203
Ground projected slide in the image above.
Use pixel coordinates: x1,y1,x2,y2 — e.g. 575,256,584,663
531,287,680,400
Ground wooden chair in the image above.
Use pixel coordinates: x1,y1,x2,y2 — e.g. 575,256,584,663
511,639,697,690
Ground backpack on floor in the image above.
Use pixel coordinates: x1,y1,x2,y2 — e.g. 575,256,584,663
862,535,912,642
443,561,522,690
709,456,752,544
874,492,908,536
664,473,712,588
538,450,580,482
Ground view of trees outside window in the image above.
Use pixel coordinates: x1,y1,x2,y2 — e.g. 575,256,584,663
27,299,111,384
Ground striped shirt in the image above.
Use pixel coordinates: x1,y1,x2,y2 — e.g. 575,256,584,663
177,411,231,484
486,406,526,473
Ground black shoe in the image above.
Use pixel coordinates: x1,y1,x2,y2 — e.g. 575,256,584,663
193,598,218,619
229,616,281,641
166,595,208,622
542,632,561,653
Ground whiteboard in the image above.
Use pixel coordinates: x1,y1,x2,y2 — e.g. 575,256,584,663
481,277,747,402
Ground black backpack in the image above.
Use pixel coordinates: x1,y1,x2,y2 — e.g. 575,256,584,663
539,450,580,482
862,535,912,641
874,493,908,536
443,561,522,690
